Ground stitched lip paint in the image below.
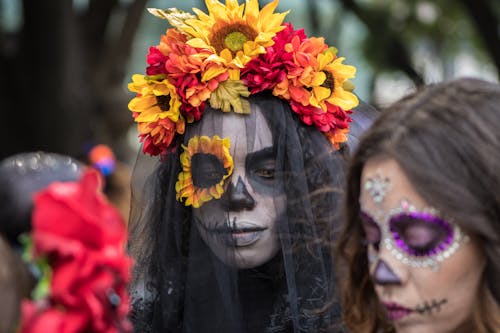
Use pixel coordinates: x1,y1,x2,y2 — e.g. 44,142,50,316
382,302,413,321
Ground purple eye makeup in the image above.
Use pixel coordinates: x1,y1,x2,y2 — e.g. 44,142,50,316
360,200,469,271
389,211,453,257
360,211,381,251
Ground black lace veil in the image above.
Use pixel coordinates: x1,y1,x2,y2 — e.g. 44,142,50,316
128,93,376,332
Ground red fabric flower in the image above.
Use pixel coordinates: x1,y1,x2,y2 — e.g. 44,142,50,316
242,23,305,93
136,115,185,156
20,301,87,333
290,100,351,133
19,170,133,333
146,46,168,76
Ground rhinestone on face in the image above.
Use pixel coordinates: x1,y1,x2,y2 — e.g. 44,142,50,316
379,200,468,271
364,172,391,204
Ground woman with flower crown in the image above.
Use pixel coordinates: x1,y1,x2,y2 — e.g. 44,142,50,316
127,1,376,332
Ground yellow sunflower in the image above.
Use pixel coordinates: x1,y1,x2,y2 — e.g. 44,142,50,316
309,50,359,111
176,135,234,208
179,0,288,69
128,74,183,124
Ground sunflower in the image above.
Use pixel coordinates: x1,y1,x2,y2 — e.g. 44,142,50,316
309,50,359,111
128,74,185,155
176,135,234,208
179,0,288,69
128,74,183,124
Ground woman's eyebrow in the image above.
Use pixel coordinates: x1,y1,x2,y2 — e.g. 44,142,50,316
359,208,384,226
246,146,274,162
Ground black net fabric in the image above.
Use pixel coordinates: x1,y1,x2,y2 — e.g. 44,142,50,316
128,93,377,333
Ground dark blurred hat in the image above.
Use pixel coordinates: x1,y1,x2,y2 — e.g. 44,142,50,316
0,151,83,245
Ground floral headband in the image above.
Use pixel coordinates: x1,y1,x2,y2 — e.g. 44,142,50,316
128,0,359,157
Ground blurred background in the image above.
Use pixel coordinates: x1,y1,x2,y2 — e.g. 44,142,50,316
1,0,499,164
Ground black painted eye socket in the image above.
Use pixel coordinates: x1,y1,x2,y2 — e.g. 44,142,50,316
389,213,453,257
191,153,228,188
360,210,381,251
245,147,281,195
254,166,275,179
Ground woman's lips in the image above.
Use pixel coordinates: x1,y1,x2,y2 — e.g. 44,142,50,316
199,220,267,247
230,228,266,246
382,302,413,321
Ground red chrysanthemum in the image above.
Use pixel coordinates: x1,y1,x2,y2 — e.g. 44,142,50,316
146,46,168,76
242,23,305,93
136,115,185,156
290,100,351,133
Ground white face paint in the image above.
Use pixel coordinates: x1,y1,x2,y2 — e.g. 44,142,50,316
191,106,284,269
360,158,486,333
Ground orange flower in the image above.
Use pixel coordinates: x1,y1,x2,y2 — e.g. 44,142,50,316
324,127,350,150
137,117,185,156
160,28,230,120
275,38,358,112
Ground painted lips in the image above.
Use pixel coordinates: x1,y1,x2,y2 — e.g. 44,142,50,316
383,302,413,321
200,220,268,247
230,228,266,246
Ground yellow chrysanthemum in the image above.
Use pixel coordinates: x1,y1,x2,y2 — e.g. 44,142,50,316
309,51,359,111
179,0,288,69
175,135,234,208
128,74,183,124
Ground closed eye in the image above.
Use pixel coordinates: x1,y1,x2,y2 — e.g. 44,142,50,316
360,210,381,251
389,213,453,257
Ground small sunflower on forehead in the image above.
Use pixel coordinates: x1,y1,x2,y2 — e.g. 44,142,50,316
128,0,359,157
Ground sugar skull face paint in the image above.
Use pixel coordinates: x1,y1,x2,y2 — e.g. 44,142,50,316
189,106,284,269
360,158,486,333
360,199,468,270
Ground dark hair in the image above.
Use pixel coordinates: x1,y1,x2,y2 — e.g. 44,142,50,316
128,92,352,332
336,78,500,332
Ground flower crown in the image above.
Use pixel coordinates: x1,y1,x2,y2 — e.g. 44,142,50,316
128,0,359,157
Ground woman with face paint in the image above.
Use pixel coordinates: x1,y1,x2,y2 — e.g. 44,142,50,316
126,1,377,332
336,77,500,333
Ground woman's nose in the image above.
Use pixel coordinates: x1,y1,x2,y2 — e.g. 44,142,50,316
223,176,255,211
371,258,402,285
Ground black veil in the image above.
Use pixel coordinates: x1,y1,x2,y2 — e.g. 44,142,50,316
128,92,377,332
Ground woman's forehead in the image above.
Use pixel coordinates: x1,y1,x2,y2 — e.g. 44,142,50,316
188,105,273,154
